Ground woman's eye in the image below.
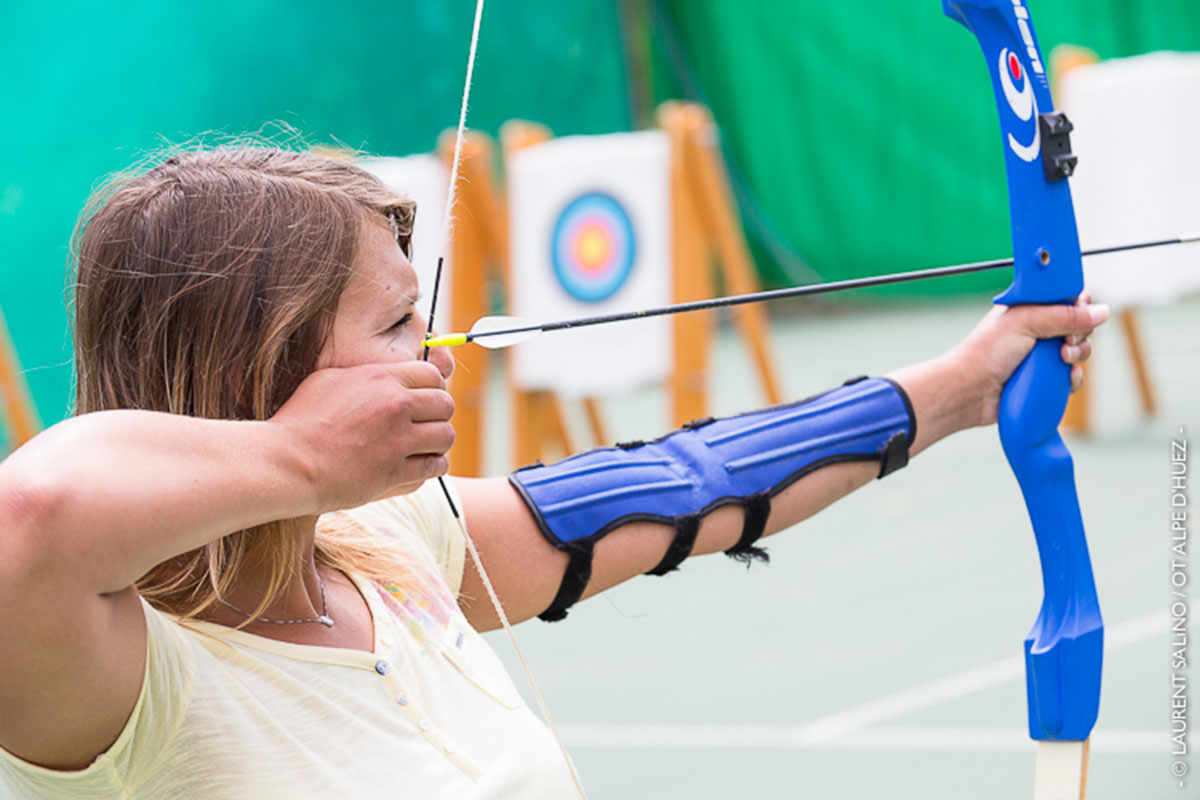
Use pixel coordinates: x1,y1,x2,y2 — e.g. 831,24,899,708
389,313,414,331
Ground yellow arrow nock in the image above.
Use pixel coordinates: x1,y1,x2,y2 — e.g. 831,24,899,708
423,332,468,348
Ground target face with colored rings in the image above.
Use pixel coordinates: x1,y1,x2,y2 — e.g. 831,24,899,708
551,192,636,303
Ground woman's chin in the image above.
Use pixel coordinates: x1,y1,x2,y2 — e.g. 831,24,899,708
375,480,426,501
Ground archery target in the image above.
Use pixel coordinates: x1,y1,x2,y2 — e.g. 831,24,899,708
507,130,672,396
551,192,636,303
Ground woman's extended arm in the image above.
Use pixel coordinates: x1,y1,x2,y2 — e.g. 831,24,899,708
455,301,1107,631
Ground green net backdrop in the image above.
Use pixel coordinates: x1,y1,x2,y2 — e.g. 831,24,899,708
2,0,1196,424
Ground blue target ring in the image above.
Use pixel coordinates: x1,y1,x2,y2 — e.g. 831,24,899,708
550,192,636,303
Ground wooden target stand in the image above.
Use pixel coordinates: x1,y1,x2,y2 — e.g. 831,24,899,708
658,101,783,421
437,101,782,475
0,307,40,454
434,130,502,478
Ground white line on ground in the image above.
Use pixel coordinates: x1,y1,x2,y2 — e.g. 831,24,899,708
560,610,1166,750
560,725,1164,753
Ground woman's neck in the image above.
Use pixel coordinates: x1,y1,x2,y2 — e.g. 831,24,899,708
189,515,376,650
214,515,324,623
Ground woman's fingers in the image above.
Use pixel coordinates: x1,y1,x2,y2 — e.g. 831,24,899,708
406,388,457,423
1065,292,1098,345
1062,293,1097,392
272,359,462,511
1009,302,1109,340
997,301,1107,372
1070,363,1085,394
1062,338,1092,364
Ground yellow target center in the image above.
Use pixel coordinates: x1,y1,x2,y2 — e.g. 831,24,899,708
575,224,612,273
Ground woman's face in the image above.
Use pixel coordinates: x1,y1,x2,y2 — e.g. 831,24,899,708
317,220,455,380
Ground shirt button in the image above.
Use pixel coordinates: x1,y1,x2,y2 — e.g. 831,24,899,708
444,741,459,754
374,660,390,675
418,718,433,731
395,691,409,705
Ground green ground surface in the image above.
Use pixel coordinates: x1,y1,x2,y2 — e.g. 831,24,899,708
481,296,1198,799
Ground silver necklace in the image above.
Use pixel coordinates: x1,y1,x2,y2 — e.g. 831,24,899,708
219,569,334,627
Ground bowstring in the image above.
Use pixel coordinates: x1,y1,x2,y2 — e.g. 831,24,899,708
422,2,587,796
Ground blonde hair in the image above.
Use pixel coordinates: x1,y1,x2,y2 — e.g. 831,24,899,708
70,145,428,622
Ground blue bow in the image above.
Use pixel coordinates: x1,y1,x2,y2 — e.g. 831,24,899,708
945,0,1103,793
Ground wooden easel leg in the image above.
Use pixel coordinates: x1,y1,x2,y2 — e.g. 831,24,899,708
545,393,575,456
0,309,39,448
1061,367,1090,435
659,102,714,427
514,389,541,468
517,390,576,466
1120,309,1157,416
679,102,784,406
582,397,608,446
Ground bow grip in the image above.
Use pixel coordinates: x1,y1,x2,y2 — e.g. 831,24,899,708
998,340,1103,741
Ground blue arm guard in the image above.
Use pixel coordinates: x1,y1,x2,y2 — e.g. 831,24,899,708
510,376,916,621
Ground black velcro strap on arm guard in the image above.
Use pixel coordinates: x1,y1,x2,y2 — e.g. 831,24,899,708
510,376,917,621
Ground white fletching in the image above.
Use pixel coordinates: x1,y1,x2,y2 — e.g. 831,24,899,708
468,315,540,349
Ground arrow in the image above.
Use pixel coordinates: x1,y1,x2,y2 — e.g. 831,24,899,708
424,233,1198,349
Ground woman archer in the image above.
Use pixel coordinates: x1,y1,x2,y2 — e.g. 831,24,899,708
0,146,1105,798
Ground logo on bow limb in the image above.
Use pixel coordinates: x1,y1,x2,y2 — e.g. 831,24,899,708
999,46,1041,162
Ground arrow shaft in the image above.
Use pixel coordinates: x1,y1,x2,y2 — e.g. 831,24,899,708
462,234,1197,344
